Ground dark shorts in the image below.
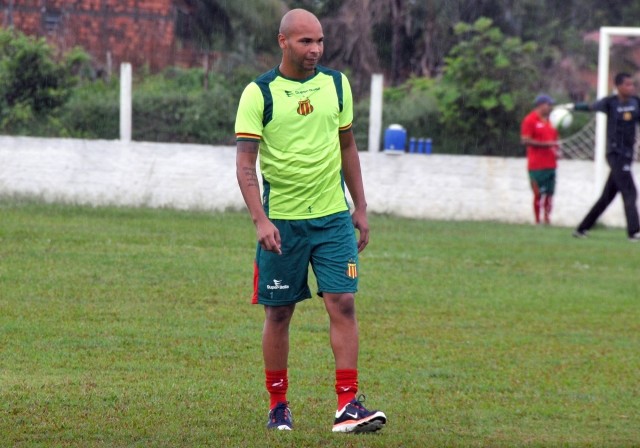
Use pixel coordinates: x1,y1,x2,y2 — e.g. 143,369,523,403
252,211,359,306
529,169,556,195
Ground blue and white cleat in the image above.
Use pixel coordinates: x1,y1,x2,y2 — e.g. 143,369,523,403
332,396,386,433
267,402,293,430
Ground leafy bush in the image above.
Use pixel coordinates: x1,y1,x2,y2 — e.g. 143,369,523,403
58,80,119,139
56,67,247,144
0,28,90,134
352,98,370,151
132,89,235,144
437,18,540,156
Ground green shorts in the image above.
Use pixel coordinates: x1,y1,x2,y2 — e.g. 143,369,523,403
529,169,556,195
252,211,359,306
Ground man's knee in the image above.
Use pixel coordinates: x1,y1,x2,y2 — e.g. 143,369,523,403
325,293,356,319
620,181,637,204
265,304,295,324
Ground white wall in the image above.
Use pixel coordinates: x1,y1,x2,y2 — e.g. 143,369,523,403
0,136,635,229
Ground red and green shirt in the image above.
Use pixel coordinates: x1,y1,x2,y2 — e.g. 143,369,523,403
521,110,558,171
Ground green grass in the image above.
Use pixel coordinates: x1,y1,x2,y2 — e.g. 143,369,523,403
1,200,639,447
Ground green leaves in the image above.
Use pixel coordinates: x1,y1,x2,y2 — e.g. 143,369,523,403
436,18,540,155
0,29,90,134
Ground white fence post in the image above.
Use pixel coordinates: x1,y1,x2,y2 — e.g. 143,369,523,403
368,73,383,153
120,63,132,142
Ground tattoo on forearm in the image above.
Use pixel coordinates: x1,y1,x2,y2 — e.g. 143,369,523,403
242,167,259,187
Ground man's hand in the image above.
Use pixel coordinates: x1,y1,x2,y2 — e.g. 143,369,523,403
256,217,282,255
351,208,369,253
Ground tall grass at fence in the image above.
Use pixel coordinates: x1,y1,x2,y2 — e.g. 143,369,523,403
1,200,639,447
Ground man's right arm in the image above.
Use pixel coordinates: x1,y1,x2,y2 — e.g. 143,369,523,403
236,140,263,222
236,141,282,254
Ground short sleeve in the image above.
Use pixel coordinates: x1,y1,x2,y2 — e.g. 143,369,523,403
235,82,264,142
521,114,534,138
339,74,354,133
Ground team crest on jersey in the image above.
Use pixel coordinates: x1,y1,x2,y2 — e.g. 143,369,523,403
346,259,357,279
297,98,314,116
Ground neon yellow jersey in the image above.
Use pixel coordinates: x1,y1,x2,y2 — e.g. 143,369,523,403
235,66,354,219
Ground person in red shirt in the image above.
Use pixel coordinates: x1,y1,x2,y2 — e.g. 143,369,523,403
521,94,560,224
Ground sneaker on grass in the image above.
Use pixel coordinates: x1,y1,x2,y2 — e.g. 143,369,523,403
572,230,588,239
629,232,640,242
267,402,292,430
332,396,386,433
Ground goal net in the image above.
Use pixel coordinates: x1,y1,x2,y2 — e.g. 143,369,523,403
558,117,596,160
559,117,640,160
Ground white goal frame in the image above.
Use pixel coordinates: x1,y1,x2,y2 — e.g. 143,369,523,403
594,27,640,194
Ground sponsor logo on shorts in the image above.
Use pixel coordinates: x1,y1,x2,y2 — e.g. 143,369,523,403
267,279,290,290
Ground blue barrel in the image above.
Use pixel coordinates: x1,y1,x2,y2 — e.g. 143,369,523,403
417,138,425,154
424,138,432,154
383,124,406,154
409,137,417,153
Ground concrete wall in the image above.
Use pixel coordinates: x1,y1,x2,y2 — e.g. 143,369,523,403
1,136,636,229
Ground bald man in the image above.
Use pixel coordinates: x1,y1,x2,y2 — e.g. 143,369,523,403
235,8,386,433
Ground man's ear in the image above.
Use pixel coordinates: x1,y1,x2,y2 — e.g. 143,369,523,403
278,34,287,50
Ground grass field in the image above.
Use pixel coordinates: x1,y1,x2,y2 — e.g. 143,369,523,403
1,200,639,447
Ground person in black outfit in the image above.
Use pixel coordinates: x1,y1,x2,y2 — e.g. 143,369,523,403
561,72,640,241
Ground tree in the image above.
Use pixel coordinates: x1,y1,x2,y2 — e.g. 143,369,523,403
319,0,382,97
314,0,640,94
177,0,287,89
437,17,539,156
364,0,500,85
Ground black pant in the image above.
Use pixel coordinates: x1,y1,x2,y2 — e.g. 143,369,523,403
577,153,640,237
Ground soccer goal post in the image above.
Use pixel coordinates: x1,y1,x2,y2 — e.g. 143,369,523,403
594,27,640,194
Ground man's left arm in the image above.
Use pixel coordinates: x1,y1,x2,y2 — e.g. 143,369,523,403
340,130,369,253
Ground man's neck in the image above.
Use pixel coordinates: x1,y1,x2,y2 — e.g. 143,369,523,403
278,63,315,80
617,92,631,102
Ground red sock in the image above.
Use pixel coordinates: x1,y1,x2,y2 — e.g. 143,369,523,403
265,369,288,409
533,193,541,223
544,195,553,223
335,369,358,411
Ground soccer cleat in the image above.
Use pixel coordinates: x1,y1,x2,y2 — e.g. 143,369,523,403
629,232,640,242
572,230,588,239
267,402,293,430
332,396,386,433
